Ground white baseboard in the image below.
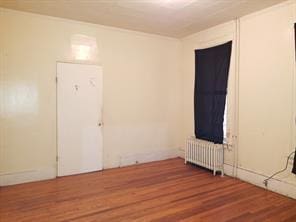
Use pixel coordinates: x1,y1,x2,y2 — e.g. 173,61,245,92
1,148,179,186
119,148,180,167
179,151,296,199
178,148,185,159
0,167,56,186
2,153,295,200
224,164,296,199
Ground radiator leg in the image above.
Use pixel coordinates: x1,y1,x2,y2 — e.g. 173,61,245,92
221,170,224,177
213,170,216,176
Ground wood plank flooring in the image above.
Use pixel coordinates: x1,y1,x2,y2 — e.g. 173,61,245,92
0,158,295,222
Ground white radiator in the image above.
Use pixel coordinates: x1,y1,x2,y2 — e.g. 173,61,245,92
185,137,224,176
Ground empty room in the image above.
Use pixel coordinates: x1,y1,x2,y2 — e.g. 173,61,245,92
0,0,296,221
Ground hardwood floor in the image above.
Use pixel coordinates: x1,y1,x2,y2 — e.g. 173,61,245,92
0,158,295,222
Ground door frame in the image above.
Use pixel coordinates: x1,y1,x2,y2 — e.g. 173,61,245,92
55,61,104,177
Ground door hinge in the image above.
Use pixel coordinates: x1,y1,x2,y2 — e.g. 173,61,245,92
56,156,59,162
55,76,58,83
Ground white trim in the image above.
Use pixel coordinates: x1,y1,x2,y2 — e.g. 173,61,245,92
292,1,296,155
119,148,179,167
0,167,56,186
0,148,178,186
171,156,296,199
104,148,180,169
233,18,240,177
224,164,296,199
178,148,185,159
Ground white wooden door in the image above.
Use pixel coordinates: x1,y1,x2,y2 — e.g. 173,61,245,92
57,62,103,177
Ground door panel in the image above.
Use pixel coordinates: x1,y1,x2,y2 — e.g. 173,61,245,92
57,62,103,177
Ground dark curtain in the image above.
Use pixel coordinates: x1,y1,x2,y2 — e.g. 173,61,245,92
293,24,296,175
194,41,232,144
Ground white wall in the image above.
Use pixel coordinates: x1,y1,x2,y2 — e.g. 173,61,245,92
238,0,296,196
181,0,296,198
0,8,182,185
